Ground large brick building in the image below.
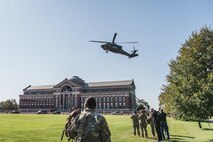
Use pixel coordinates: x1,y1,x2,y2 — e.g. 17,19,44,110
19,76,137,113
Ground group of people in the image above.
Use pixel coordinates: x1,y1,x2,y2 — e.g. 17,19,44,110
61,96,169,142
131,108,170,142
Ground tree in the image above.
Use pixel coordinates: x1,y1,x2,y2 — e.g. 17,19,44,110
0,99,18,110
159,26,213,120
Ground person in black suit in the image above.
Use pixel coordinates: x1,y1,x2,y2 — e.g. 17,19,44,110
151,108,162,142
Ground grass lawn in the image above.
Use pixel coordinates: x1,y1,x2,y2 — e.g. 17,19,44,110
0,114,212,142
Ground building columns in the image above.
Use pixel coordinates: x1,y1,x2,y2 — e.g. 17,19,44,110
68,94,70,110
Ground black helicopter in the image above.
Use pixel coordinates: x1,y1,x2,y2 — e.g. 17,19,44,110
89,33,138,58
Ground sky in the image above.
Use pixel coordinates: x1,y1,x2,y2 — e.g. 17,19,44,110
0,0,213,109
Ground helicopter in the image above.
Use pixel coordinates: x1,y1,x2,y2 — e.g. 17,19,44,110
89,33,138,58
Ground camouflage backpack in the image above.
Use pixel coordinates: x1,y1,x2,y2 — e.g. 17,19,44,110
74,111,103,142
61,109,81,142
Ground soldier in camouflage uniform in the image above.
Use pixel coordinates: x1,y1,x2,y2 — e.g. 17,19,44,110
62,108,81,141
138,110,148,138
69,97,111,142
130,111,140,136
147,112,155,137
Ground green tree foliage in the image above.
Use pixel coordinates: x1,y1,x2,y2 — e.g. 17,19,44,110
0,99,18,110
159,27,213,120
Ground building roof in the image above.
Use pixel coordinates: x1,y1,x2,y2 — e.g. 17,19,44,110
25,85,54,90
24,79,134,91
87,80,133,88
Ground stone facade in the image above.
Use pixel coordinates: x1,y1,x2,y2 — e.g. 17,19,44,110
19,76,137,113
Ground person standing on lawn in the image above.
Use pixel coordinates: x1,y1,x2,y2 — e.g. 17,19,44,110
138,110,148,138
131,111,140,136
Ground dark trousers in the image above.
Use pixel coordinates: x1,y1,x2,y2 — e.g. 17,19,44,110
161,121,170,140
150,123,155,137
140,125,148,138
155,123,162,141
133,125,140,136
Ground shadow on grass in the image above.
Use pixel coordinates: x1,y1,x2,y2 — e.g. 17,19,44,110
146,135,191,142
170,134,195,139
169,137,187,142
203,128,213,131
169,134,195,142
146,137,156,140
206,139,213,142
147,136,187,142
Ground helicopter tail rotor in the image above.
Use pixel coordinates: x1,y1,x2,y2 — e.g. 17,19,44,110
131,46,138,53
129,46,138,58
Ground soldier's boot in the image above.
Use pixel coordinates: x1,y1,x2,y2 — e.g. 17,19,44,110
144,128,148,138
141,129,144,138
137,131,140,136
151,125,155,137
152,130,155,137
134,128,136,135
162,132,165,140
145,129,148,138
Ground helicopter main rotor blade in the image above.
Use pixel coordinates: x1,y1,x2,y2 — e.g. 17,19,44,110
116,42,138,44
89,40,109,43
112,33,117,43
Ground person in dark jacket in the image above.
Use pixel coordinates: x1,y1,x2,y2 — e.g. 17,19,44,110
151,108,162,142
159,108,170,140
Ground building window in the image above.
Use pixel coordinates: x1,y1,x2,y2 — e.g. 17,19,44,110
119,96,122,102
103,103,105,109
96,102,99,109
106,97,109,102
123,103,126,108
107,103,109,109
111,103,113,108
81,97,83,104
119,103,122,108
75,98,77,107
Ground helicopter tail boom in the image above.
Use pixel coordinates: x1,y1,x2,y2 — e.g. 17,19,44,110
129,49,138,58
129,53,138,58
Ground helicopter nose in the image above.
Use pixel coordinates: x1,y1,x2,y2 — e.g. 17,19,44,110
101,45,106,49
